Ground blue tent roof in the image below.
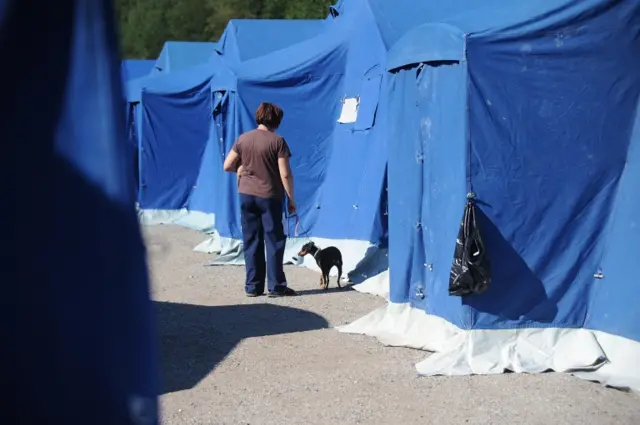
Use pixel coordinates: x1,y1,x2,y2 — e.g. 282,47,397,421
366,0,590,49
126,44,230,104
215,19,327,63
152,41,218,75
120,59,154,81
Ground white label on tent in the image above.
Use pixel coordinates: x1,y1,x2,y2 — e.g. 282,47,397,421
337,97,359,123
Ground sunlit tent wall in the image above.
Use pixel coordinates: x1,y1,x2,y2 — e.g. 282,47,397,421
339,0,640,391
215,19,327,65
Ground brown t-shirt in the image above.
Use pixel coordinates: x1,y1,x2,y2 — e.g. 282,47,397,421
231,129,292,200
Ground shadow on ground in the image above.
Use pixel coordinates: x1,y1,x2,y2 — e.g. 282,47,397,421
155,301,329,394
294,284,356,296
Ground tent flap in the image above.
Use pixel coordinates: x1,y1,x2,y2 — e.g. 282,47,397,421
387,23,465,71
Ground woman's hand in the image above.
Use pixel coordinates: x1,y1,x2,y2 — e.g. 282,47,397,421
237,165,244,177
287,198,296,214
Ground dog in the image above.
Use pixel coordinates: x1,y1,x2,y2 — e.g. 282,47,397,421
296,241,343,290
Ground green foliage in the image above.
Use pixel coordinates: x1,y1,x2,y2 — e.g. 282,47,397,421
115,0,334,59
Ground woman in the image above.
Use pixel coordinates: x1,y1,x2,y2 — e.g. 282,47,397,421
223,103,297,297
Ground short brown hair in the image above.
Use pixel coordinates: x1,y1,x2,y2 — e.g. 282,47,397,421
255,102,284,129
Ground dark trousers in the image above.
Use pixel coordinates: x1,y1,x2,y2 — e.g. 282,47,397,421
239,194,287,294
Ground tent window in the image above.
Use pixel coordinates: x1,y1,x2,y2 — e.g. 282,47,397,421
354,74,383,131
337,97,359,123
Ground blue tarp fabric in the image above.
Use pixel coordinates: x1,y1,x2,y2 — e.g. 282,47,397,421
215,19,327,64
121,59,154,81
139,68,213,209
127,42,220,103
2,0,158,422
382,0,640,343
125,46,231,204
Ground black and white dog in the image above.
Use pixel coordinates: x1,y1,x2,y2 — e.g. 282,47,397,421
296,241,343,290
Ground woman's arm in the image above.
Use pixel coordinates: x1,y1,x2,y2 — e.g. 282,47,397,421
278,156,295,203
223,149,240,173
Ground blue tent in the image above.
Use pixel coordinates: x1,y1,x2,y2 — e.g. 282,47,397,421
339,0,640,391
121,59,154,81
124,42,220,201
2,0,158,421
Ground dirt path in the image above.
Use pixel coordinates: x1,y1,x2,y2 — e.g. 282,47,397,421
145,225,640,425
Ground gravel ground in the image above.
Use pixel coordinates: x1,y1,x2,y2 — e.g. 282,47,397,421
144,225,640,425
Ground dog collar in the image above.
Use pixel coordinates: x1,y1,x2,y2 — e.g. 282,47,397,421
313,248,322,259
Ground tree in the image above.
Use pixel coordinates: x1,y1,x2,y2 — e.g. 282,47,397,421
116,0,174,58
263,0,333,19
116,0,335,59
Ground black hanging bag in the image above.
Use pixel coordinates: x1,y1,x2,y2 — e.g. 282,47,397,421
449,194,491,296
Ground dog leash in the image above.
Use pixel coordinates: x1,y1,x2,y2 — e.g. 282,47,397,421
289,213,321,263
294,214,300,237
289,213,312,242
